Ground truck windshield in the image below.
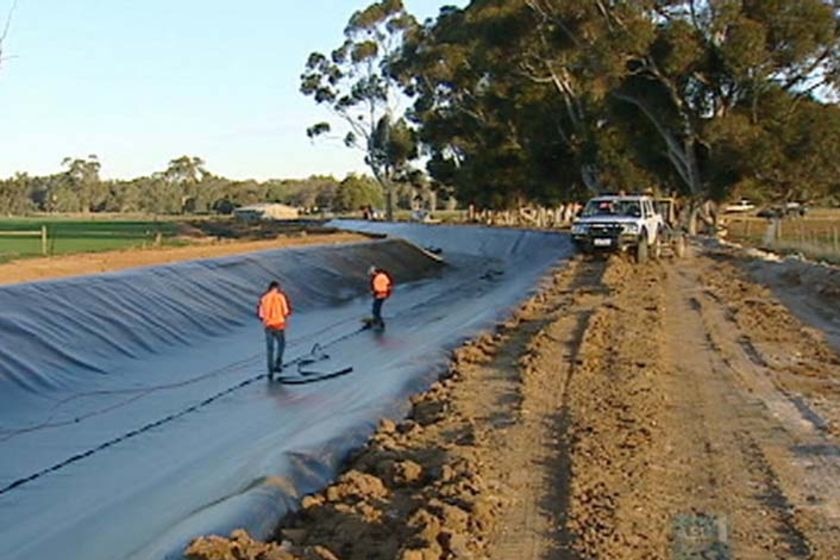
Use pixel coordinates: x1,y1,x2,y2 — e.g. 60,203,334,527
582,200,642,218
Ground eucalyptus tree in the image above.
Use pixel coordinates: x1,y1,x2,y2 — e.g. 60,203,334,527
399,4,564,208
61,155,104,212
400,1,643,205
603,1,834,199
333,173,384,212
0,172,34,215
403,0,839,217
159,155,209,213
162,155,207,186
301,0,418,219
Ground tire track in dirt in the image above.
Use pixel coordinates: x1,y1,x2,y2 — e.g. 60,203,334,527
560,257,671,558
488,259,609,560
684,258,840,557
662,263,814,558
560,254,839,558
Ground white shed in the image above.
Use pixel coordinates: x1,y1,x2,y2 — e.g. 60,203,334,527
233,203,300,222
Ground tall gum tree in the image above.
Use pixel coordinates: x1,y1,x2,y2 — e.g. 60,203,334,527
61,155,103,213
300,0,418,220
519,0,655,194
406,0,839,226
160,156,209,214
400,1,663,205
601,0,839,227
399,3,590,208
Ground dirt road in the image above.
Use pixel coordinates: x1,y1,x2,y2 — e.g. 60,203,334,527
188,249,840,560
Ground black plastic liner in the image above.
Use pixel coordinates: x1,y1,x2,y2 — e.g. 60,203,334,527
0,223,571,559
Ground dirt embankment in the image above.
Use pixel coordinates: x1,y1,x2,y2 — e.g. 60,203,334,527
735,250,840,352
188,251,840,560
0,232,367,286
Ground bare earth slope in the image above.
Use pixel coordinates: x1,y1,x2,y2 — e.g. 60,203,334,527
0,232,366,286
188,250,840,560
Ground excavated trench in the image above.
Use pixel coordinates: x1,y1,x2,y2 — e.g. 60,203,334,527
0,222,571,560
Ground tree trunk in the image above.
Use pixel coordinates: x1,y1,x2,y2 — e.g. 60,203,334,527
684,199,718,236
370,165,394,222
386,185,394,222
685,199,702,236
612,92,703,196
580,164,601,195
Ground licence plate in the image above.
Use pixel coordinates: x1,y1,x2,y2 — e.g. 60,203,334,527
593,238,612,247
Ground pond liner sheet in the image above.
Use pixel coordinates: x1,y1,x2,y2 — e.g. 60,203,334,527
0,222,572,559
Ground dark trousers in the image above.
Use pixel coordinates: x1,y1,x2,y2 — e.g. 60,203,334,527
372,297,385,325
264,327,286,373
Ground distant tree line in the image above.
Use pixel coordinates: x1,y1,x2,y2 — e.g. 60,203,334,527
303,0,840,215
0,155,400,216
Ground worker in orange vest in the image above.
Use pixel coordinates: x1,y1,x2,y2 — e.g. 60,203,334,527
258,281,292,379
368,265,394,330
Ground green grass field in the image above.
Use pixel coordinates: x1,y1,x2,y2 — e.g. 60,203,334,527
0,218,182,263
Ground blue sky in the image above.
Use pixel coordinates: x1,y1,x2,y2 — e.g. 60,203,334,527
0,0,463,180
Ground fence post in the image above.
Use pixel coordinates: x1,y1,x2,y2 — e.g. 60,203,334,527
834,227,838,253
41,225,48,256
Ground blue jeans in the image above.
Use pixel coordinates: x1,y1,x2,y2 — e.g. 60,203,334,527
264,328,286,373
372,297,385,325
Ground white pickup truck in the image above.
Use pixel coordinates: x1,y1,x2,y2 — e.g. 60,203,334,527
571,195,664,263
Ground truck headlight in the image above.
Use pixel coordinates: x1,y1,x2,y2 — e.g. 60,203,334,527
571,224,587,235
623,223,639,234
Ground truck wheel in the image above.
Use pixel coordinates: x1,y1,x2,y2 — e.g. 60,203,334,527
673,235,686,258
636,237,649,264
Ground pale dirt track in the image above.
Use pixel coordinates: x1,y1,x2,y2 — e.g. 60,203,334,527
0,232,367,286
182,247,839,560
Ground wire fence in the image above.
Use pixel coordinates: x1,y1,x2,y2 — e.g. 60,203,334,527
725,217,840,264
0,223,172,262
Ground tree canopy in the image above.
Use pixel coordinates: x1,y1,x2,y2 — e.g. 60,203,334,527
306,0,840,210
300,0,419,218
333,173,385,211
0,156,394,217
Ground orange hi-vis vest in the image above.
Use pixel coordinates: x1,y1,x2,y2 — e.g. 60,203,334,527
259,289,291,329
371,271,393,299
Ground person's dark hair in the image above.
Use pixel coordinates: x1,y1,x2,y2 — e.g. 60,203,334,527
268,281,279,290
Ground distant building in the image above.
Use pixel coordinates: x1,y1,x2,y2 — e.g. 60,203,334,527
233,203,300,222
